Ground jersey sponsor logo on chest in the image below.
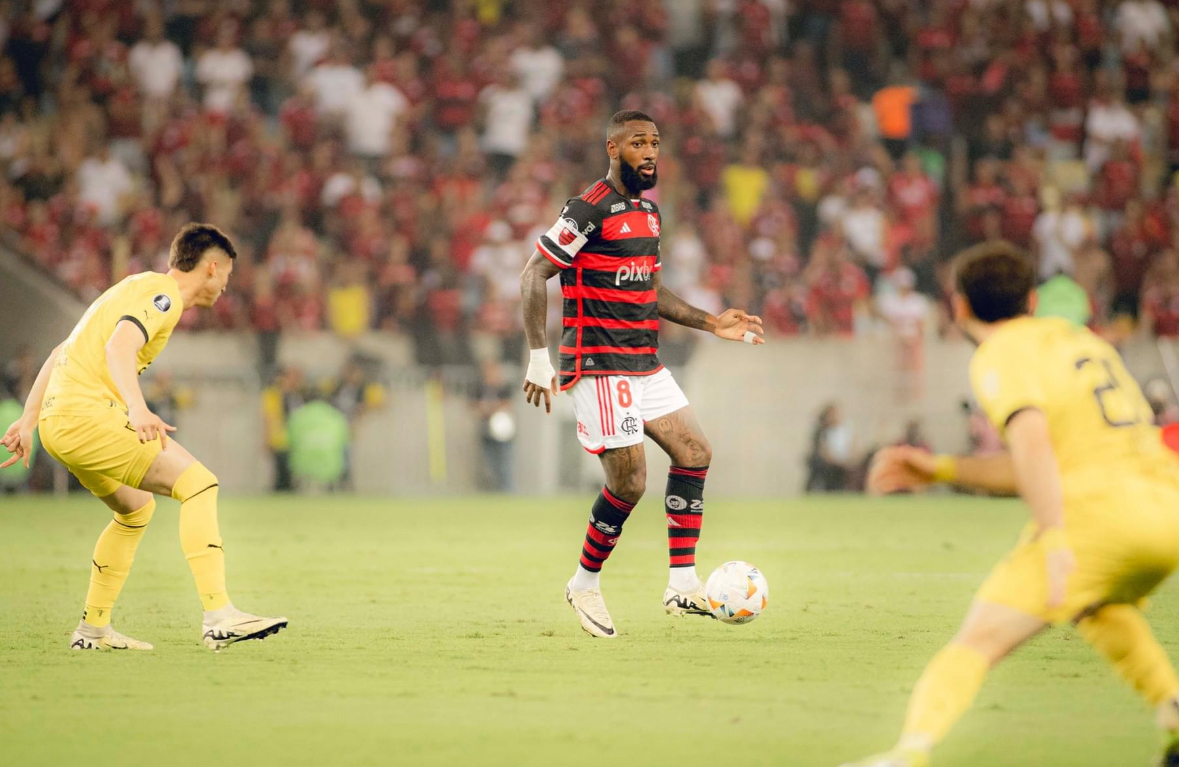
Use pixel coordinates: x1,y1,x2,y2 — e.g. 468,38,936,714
615,260,653,286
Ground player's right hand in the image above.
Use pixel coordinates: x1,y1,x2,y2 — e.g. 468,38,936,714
128,404,176,449
523,348,558,414
0,417,34,469
866,446,936,494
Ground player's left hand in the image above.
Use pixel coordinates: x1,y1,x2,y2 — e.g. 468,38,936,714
1046,547,1076,610
713,309,765,345
0,417,34,470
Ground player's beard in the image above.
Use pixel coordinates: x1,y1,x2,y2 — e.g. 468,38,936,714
620,158,657,192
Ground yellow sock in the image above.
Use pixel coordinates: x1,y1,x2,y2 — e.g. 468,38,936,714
1078,604,1179,707
900,642,990,749
83,499,156,628
172,462,230,611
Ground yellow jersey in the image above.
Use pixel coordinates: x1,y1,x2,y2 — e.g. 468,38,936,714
969,316,1173,499
41,272,183,417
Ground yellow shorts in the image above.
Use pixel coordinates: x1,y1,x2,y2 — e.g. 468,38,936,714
977,479,1179,624
39,405,162,497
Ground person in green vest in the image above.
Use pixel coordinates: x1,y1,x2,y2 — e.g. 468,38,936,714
0,387,35,492
1035,272,1092,327
286,393,351,492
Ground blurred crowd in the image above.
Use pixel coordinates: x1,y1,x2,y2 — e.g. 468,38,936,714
6,0,1179,364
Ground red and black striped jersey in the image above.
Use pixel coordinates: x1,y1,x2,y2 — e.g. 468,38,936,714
536,179,663,390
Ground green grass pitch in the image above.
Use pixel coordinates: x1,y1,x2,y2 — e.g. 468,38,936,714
1,493,1173,767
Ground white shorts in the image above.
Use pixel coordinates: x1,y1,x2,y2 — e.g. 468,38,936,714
569,368,690,454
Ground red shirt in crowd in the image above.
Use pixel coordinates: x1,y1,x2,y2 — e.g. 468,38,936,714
807,261,869,335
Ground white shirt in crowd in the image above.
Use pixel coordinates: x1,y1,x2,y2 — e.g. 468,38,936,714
479,84,533,157
1084,99,1141,169
321,171,382,208
879,290,930,340
196,47,253,114
665,229,706,293
1033,207,1088,279
344,82,408,157
841,204,887,268
1116,0,1171,53
1026,0,1073,31
77,154,134,226
510,45,564,102
128,39,184,99
289,28,331,78
471,223,524,301
306,62,365,118
695,76,744,138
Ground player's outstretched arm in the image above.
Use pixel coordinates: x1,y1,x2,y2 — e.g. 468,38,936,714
105,321,176,448
520,250,561,414
867,446,1018,495
653,273,764,344
0,341,62,469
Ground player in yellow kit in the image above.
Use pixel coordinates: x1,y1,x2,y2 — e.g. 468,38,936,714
842,242,1179,767
1,224,287,651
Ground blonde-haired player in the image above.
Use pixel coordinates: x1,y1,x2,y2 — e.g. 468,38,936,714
1,223,287,651
843,242,1179,767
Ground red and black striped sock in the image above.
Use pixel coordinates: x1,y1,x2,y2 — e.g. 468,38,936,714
579,486,636,574
667,466,708,570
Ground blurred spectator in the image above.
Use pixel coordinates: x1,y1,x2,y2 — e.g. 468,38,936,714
128,15,183,102
1036,273,1093,327
3,344,35,402
344,68,408,164
261,366,306,493
894,418,931,452
287,391,350,493
77,144,134,227
330,358,387,490
142,370,193,429
477,71,533,180
196,24,253,114
877,267,929,402
471,359,516,492
1032,187,1088,280
696,59,744,139
511,23,564,103
872,68,917,160
1144,378,1179,425
306,42,363,119
804,403,855,493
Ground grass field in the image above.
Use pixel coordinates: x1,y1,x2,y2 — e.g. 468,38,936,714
1,493,1174,767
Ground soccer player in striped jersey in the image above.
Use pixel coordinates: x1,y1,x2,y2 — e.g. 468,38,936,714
520,110,765,638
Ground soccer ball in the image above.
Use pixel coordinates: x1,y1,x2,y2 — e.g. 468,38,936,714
705,561,769,625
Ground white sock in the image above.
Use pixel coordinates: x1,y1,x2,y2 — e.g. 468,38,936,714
570,565,600,591
669,566,699,592
203,603,237,624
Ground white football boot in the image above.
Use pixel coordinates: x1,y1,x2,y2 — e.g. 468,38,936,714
69,621,154,651
663,583,713,617
565,579,616,638
202,607,288,651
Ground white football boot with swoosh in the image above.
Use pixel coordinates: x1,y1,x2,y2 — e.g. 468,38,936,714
202,608,288,651
565,579,616,638
69,621,154,650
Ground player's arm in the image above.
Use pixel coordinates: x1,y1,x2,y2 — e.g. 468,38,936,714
105,320,176,447
0,341,63,469
520,250,561,413
653,272,765,344
867,447,1018,495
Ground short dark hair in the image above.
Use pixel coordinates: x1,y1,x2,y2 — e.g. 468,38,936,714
168,223,236,271
953,241,1036,323
607,110,656,141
